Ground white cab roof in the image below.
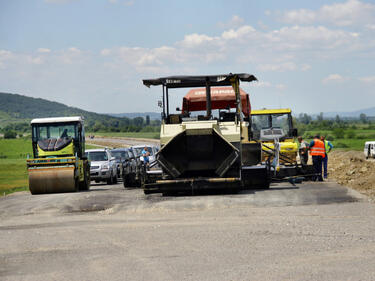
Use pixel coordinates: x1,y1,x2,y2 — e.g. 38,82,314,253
85,149,108,152
31,116,83,124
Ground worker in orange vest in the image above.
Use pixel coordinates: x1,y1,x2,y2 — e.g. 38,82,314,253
309,135,326,181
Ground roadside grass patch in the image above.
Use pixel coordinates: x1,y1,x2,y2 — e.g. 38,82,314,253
0,139,32,196
0,159,28,195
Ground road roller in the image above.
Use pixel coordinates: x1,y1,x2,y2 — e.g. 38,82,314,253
27,116,90,194
250,108,314,179
142,73,271,195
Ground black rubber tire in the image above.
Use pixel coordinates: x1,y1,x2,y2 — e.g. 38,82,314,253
79,166,90,191
107,173,113,185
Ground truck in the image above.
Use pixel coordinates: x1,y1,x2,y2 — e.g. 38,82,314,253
142,73,271,195
27,116,90,194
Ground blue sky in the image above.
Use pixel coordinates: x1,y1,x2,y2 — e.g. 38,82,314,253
1,0,375,114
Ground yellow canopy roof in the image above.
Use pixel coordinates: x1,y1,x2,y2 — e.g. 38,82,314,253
251,108,291,115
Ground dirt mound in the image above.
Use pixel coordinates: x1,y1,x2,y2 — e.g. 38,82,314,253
328,151,375,200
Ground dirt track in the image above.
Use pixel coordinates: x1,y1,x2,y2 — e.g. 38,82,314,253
87,136,159,148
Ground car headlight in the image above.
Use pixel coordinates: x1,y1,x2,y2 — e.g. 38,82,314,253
102,164,109,170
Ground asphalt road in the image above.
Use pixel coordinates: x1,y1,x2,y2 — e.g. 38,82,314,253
1,181,375,281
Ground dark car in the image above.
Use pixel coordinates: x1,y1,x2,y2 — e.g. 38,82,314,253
126,147,144,188
110,148,140,188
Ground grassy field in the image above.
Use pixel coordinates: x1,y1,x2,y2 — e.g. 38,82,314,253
303,128,374,151
87,131,160,139
0,138,32,195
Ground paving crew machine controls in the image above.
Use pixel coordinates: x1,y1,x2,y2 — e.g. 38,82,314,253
27,116,90,194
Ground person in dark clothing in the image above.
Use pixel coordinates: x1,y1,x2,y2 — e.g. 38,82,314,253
309,135,326,181
61,129,68,138
297,136,309,165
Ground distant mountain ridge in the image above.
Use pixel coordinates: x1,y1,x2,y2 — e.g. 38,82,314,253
0,92,148,129
323,107,375,118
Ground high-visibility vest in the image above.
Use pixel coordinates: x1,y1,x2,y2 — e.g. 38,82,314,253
310,139,326,157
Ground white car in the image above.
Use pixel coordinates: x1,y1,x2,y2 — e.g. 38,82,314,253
85,149,118,184
364,141,375,159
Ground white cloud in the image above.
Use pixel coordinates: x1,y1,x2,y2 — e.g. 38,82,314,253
252,81,272,88
27,56,44,65
322,74,346,83
218,15,245,29
100,49,111,56
359,76,375,83
257,62,297,72
301,64,311,71
221,25,255,40
275,0,375,27
276,84,286,90
0,50,13,69
281,9,316,24
0,50,13,59
37,48,51,53
68,47,81,54
179,33,215,48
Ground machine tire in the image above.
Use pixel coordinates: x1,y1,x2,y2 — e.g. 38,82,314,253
74,178,80,192
107,172,113,185
79,164,90,191
123,174,131,188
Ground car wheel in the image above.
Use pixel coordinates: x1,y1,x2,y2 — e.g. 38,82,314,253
107,172,113,185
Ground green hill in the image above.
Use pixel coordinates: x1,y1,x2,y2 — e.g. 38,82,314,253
0,92,159,133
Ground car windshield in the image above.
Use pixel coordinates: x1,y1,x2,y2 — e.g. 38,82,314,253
251,113,292,140
33,123,77,141
86,151,108,161
133,147,153,156
110,151,127,159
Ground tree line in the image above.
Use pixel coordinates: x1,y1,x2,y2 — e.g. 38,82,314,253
1,115,161,139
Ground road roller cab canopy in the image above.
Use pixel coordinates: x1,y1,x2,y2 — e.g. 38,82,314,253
250,109,297,141
31,116,85,158
143,73,257,123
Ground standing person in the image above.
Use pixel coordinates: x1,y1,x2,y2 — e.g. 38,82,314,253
141,146,150,168
321,135,334,179
297,136,309,165
309,135,326,181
